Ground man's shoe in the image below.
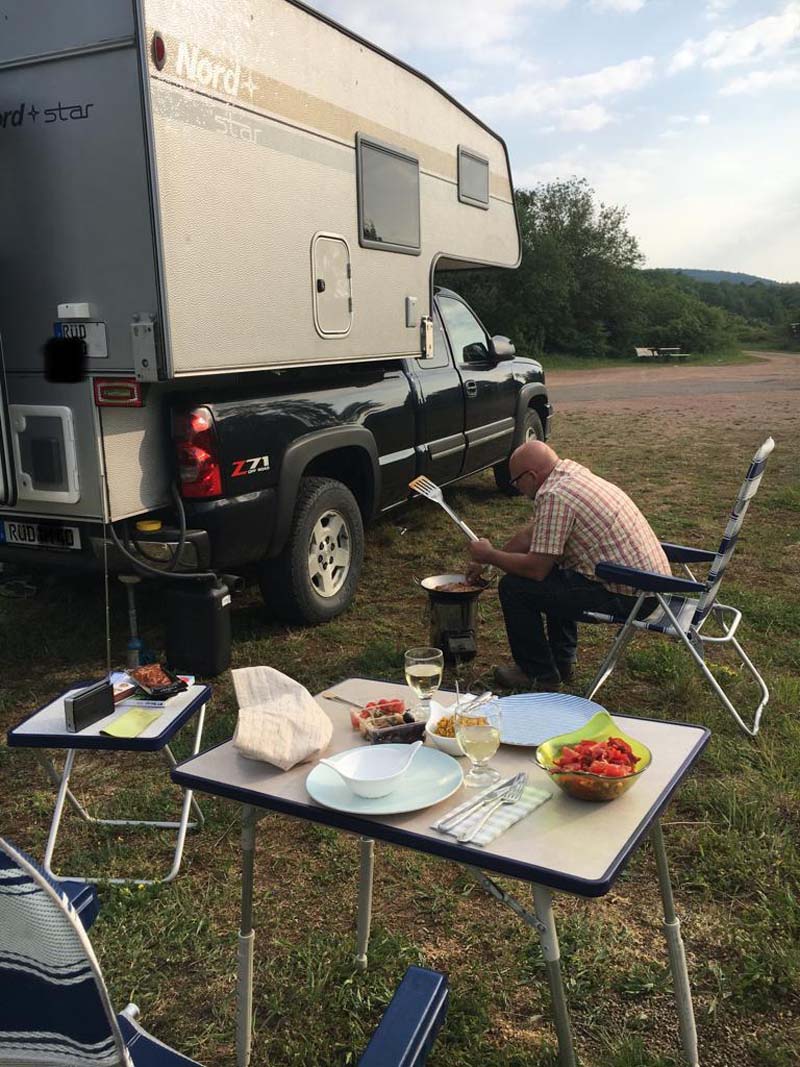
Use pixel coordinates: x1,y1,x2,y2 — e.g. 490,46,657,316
494,665,561,691
556,661,575,684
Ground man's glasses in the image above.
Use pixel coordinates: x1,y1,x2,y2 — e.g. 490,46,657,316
509,469,536,488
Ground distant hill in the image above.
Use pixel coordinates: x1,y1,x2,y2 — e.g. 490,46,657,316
669,268,778,286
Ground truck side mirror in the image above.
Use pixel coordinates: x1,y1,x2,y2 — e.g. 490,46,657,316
489,335,515,362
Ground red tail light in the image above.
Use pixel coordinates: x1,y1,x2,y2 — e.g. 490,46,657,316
173,407,222,499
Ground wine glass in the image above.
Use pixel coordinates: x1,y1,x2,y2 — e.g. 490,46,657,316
455,697,502,787
403,647,444,722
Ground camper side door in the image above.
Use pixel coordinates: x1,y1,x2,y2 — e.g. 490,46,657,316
437,294,516,475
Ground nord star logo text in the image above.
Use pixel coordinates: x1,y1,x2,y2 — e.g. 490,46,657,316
175,41,243,97
1,100,94,130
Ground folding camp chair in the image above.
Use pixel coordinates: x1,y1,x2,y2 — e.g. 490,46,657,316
584,437,775,737
0,836,203,1066
0,836,447,1067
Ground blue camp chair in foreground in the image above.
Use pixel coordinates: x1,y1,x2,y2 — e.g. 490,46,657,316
583,437,774,737
0,837,447,1067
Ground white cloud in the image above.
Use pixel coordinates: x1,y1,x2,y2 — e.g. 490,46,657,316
475,56,654,119
669,113,712,125
669,2,800,74
589,0,646,12
311,0,558,64
720,67,800,94
557,103,614,130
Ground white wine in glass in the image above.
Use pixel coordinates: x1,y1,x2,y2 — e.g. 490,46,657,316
404,647,444,721
455,698,502,787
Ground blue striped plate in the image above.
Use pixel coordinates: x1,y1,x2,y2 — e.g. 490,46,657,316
497,692,606,747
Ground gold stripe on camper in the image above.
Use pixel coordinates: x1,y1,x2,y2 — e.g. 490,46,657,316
148,30,514,204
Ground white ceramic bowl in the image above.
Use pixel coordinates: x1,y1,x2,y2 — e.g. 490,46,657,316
319,742,422,798
426,710,465,758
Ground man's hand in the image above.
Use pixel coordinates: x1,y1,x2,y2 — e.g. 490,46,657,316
468,537,495,565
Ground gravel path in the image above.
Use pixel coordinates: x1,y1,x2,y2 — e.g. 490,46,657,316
547,351,800,421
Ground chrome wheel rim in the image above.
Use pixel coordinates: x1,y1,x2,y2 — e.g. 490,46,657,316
307,509,351,598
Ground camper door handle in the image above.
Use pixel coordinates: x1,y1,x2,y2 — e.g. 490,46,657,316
316,278,326,293
465,380,478,398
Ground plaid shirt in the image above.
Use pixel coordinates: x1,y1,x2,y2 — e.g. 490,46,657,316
529,459,671,594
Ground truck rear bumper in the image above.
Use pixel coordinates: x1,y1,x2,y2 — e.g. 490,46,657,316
0,489,275,574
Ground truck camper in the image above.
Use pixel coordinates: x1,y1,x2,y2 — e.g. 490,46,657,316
0,0,549,623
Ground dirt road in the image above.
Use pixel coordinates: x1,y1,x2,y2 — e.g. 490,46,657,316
547,351,800,422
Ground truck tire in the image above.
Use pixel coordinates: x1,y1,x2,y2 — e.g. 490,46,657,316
493,410,544,495
259,476,364,624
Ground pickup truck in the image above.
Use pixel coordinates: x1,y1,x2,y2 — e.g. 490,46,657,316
0,287,550,623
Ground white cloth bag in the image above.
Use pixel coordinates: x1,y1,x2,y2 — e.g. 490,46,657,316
232,666,333,771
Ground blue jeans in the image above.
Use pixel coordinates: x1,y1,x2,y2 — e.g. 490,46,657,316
497,569,643,680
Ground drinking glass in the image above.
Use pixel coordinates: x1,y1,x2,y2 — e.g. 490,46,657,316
455,697,502,787
404,646,444,722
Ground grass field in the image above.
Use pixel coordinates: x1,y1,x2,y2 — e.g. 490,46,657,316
1,409,798,1067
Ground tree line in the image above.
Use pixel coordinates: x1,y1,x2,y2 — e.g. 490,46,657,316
439,177,800,358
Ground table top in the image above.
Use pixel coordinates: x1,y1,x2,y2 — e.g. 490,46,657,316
7,683,212,751
172,679,709,897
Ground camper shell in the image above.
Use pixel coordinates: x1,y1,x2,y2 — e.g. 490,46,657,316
0,1,543,624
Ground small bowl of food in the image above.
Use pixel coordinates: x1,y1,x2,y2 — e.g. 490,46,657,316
426,706,466,757
535,710,651,802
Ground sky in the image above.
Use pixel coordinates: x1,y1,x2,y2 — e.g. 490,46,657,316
308,1,800,282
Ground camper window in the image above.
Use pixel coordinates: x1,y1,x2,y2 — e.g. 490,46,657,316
356,134,421,255
457,146,489,209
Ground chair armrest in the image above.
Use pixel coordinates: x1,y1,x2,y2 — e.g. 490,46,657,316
595,561,705,594
358,967,449,1067
660,541,717,564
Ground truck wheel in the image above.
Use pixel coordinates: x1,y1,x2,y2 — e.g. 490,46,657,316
494,410,544,495
259,476,364,624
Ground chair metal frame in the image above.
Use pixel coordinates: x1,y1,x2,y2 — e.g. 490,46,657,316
584,437,775,737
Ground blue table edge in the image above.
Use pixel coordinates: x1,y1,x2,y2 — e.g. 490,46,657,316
7,684,212,751
170,715,711,899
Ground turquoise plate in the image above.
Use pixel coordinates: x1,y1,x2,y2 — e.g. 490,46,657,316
306,745,463,815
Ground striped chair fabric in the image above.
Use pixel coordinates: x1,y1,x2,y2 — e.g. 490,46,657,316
0,839,202,1067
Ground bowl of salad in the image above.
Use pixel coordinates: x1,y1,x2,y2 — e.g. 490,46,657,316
535,710,651,802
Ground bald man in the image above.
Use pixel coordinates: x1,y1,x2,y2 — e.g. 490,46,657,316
468,441,670,689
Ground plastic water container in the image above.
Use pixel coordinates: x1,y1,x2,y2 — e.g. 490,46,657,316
165,578,231,676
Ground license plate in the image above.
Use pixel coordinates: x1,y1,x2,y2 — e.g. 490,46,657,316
0,520,81,550
54,320,108,358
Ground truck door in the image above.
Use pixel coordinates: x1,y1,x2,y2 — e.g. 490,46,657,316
412,312,466,484
437,294,516,475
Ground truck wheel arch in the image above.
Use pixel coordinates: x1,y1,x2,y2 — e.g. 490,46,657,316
514,383,549,446
267,426,380,558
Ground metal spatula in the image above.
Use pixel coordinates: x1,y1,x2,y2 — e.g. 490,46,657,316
408,475,479,542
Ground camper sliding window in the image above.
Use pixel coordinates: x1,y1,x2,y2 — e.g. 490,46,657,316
457,146,490,209
356,134,421,255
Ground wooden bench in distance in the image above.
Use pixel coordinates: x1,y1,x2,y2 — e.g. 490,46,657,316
634,346,659,359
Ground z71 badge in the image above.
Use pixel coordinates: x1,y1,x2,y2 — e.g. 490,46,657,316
231,455,270,477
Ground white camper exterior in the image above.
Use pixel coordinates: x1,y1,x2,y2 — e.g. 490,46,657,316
0,0,519,526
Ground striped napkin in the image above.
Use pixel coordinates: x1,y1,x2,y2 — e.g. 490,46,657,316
434,784,551,847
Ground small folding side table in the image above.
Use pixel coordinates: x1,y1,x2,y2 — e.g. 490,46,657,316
7,683,211,885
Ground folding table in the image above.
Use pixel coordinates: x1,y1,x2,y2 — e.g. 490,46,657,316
171,678,709,1067
8,682,211,885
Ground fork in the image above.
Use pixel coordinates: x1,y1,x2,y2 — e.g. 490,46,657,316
434,771,525,833
408,475,479,542
455,773,527,844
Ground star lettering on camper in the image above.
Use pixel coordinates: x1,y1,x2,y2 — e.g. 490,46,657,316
231,455,270,477
27,105,40,122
